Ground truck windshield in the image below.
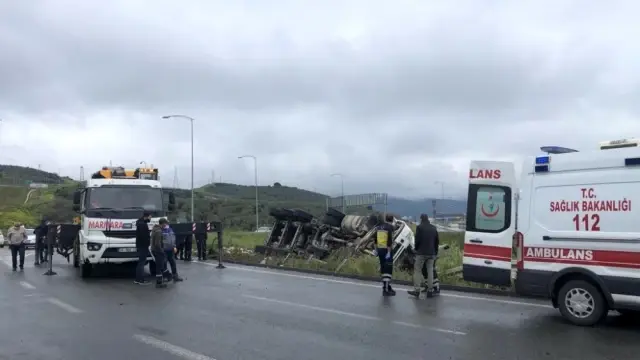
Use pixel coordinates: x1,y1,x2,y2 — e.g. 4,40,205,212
86,186,164,218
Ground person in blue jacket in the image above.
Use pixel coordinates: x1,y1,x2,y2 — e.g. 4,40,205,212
160,219,183,282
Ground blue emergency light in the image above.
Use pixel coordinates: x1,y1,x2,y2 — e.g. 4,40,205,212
534,155,550,173
535,156,550,165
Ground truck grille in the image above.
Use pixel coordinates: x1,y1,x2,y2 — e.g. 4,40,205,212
102,230,137,239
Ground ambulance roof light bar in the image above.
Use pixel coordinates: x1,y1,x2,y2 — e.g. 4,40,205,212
599,138,640,150
540,146,579,154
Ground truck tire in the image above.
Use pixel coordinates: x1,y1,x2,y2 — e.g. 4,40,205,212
293,209,314,223
326,208,345,221
81,263,92,278
323,215,342,227
557,280,607,326
73,237,80,268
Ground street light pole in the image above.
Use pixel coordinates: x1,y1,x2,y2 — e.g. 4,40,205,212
330,173,345,212
162,115,195,222
434,181,444,200
239,155,259,231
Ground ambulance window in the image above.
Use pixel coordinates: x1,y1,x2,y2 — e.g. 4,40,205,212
466,184,511,233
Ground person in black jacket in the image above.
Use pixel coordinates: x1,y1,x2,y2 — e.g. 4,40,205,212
134,212,152,285
375,213,396,296
34,218,49,265
409,214,439,298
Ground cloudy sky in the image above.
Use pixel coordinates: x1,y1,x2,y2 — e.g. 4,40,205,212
1,1,639,199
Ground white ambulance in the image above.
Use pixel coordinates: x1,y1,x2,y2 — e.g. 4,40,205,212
463,139,640,326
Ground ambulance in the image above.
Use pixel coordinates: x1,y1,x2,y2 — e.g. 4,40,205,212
463,138,640,326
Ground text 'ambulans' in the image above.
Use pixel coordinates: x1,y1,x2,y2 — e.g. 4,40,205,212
525,247,594,261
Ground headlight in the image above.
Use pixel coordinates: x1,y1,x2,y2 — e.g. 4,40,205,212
86,242,102,251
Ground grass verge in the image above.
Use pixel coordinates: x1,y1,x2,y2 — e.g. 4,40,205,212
206,230,504,289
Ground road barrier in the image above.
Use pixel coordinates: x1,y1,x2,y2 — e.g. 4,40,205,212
171,221,225,269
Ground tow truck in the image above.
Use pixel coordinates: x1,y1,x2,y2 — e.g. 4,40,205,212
69,165,175,277
463,139,640,326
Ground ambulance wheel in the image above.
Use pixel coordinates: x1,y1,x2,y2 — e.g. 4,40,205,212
81,263,92,278
557,280,607,326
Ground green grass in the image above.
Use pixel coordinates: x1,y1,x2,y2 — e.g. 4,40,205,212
205,230,500,288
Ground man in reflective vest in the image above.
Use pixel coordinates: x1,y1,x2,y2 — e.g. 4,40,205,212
374,214,396,296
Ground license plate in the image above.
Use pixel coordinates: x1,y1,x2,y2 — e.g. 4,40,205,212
118,248,136,253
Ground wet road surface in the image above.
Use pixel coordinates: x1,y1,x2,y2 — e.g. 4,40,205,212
1,250,638,360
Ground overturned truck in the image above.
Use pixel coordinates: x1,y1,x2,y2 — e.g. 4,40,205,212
256,207,419,271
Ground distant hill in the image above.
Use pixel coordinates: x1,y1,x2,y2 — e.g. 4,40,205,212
380,197,467,220
0,165,466,231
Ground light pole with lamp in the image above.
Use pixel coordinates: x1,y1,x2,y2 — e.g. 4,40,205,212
161,115,195,222
330,173,345,212
238,155,259,231
434,181,445,225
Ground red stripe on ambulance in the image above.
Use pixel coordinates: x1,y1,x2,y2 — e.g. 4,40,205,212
524,247,640,269
463,243,511,261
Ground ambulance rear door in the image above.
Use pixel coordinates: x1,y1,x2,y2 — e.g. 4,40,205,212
463,161,517,287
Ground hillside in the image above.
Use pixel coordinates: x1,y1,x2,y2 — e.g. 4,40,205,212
0,165,467,231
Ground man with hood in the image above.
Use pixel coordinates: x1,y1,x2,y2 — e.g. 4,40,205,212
160,220,183,282
7,223,27,271
408,214,440,298
150,219,168,288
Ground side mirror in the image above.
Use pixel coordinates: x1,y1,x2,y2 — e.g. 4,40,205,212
73,190,81,205
72,190,82,212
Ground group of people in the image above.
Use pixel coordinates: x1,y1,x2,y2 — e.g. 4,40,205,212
134,212,185,288
5,219,51,271
374,213,440,298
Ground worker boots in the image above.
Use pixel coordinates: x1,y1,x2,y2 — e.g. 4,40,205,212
383,284,396,296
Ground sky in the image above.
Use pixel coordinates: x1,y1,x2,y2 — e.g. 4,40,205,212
1,1,640,200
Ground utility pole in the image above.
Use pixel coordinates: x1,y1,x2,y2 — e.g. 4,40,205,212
238,155,259,231
330,173,345,212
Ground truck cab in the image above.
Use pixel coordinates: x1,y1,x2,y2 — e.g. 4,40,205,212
71,166,174,277
463,139,640,326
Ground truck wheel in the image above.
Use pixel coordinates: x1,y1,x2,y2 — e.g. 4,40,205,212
73,238,80,268
557,280,607,326
81,263,92,278
149,260,157,276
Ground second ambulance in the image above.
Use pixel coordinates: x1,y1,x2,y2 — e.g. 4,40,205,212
463,138,640,326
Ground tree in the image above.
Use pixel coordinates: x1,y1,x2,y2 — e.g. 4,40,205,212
273,182,282,187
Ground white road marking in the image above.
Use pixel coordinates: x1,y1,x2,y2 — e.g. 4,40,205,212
197,261,552,309
243,294,467,336
46,297,83,313
19,281,35,290
133,334,217,360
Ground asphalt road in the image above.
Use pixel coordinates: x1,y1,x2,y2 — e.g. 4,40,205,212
0,250,638,360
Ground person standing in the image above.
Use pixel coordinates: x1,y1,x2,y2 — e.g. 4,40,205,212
183,234,193,262
34,218,49,265
150,220,167,288
160,219,183,282
134,212,152,285
196,232,207,261
409,214,440,298
375,214,396,296
7,223,27,271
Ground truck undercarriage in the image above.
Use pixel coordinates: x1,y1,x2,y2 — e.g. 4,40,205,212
256,207,418,272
